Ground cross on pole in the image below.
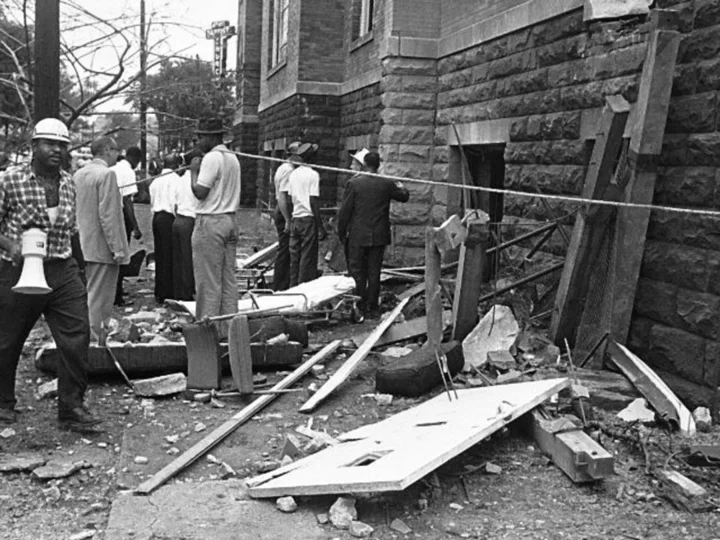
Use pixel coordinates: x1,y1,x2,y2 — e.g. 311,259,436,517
205,20,236,79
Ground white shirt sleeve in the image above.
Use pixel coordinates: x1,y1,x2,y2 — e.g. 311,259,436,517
197,151,222,189
310,170,319,197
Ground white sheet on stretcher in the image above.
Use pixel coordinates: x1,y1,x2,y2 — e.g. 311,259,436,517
173,275,355,318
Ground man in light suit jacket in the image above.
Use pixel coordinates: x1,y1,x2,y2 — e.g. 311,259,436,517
337,150,409,320
73,137,130,340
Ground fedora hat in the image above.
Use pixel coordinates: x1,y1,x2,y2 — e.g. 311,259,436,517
287,141,302,155
297,142,318,158
196,118,225,135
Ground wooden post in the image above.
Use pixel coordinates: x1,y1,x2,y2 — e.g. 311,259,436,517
425,227,443,349
34,0,60,120
184,323,221,390
451,222,488,341
228,315,254,395
550,95,630,345
609,26,681,344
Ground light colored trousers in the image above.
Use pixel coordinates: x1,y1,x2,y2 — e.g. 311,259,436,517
85,262,119,341
192,213,239,337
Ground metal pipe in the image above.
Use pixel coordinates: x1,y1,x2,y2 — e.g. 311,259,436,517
486,222,558,255
477,262,564,303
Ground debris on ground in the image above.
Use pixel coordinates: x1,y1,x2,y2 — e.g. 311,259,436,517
329,496,357,529
276,496,298,513
461,305,519,370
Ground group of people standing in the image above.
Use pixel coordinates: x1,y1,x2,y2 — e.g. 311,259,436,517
0,116,242,432
273,142,409,321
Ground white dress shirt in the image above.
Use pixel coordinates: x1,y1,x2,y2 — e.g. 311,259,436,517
110,159,139,197
176,171,198,218
150,168,179,214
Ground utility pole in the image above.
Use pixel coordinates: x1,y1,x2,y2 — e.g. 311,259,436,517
34,0,61,121
140,0,148,172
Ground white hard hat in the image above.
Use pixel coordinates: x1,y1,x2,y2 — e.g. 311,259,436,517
32,118,70,144
351,148,369,165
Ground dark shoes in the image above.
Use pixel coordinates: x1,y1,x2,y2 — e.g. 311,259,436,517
59,406,103,433
0,408,17,425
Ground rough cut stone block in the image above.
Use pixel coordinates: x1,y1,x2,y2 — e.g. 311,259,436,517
382,58,436,76
704,340,720,387
687,133,720,166
654,167,716,207
390,202,431,225
697,58,720,94
584,0,652,21
379,125,434,145
648,324,706,385
679,26,720,64
646,210,685,244
634,278,679,327
382,161,432,181
380,108,404,125
538,34,588,67
682,214,720,251
696,0,720,29
505,165,584,196
660,134,689,166
640,241,709,292
531,10,585,46
627,316,652,356
382,92,436,110
676,290,720,341
394,225,427,248
708,252,720,297
398,144,431,162
403,75,437,93
666,92,717,134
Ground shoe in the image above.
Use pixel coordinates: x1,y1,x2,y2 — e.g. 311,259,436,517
0,408,17,425
58,406,103,433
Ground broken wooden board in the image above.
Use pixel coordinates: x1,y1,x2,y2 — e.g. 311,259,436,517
398,282,426,301
299,298,410,413
657,469,707,498
527,409,614,483
351,311,452,348
134,340,342,495
36,342,302,377
433,214,468,256
451,222,488,342
132,373,187,398
606,341,695,436
184,323,222,390
228,315,253,395
237,242,279,269
247,378,570,497
169,275,355,318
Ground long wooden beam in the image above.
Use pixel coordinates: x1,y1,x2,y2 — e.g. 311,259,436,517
298,300,409,412
134,340,342,495
550,95,630,345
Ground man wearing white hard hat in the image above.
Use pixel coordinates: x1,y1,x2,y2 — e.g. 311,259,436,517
0,118,101,432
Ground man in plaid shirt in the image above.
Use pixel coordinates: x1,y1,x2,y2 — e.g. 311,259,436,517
0,118,101,432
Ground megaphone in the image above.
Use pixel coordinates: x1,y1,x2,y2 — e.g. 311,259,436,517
12,228,52,295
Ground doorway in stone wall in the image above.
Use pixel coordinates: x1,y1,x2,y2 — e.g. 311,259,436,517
462,143,505,280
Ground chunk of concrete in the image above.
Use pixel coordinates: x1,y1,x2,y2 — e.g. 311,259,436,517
0,453,47,473
329,496,357,530
276,496,298,513
617,398,656,424
32,460,90,481
390,518,412,534
132,373,187,397
349,520,374,538
693,407,712,433
36,378,58,400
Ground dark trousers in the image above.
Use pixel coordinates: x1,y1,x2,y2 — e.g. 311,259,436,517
172,214,195,301
347,243,385,311
0,258,89,413
152,211,175,301
115,200,135,303
273,208,290,291
289,216,319,287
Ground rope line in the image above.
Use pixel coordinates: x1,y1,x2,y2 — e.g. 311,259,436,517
216,149,720,219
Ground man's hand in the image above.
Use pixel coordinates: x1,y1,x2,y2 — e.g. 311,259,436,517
318,228,327,241
9,243,22,267
112,252,125,264
190,156,202,173
284,222,291,234
132,228,143,240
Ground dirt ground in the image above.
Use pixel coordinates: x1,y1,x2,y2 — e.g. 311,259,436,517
2,206,720,540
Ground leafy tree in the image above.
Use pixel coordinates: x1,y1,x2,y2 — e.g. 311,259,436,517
129,57,234,154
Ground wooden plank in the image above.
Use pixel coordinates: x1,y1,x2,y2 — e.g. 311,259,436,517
451,222,488,342
609,28,681,344
248,378,570,497
550,94,630,345
425,227,443,350
228,315,254,395
134,339,342,495
398,281,425,301
238,242,279,269
184,323,221,390
657,470,707,498
528,409,614,483
606,340,695,436
351,311,452,348
433,214,468,256
298,298,410,413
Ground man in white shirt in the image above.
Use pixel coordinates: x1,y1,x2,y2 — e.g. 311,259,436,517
110,146,143,305
288,142,326,287
149,154,180,303
172,164,198,301
191,118,241,336
272,140,301,291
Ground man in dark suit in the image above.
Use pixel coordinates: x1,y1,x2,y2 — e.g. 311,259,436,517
337,150,409,319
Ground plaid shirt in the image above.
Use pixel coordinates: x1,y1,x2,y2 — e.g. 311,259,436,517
0,164,77,262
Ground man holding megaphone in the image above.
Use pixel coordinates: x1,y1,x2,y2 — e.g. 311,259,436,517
0,118,101,432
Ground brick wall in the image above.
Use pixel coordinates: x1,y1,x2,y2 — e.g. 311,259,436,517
440,0,529,39
345,0,385,80
392,0,440,38
298,0,345,81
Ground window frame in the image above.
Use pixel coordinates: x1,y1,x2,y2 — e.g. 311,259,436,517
270,0,289,68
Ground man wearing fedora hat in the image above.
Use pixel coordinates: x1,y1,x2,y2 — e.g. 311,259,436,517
190,118,241,335
338,150,409,319
287,142,326,286
273,140,301,291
